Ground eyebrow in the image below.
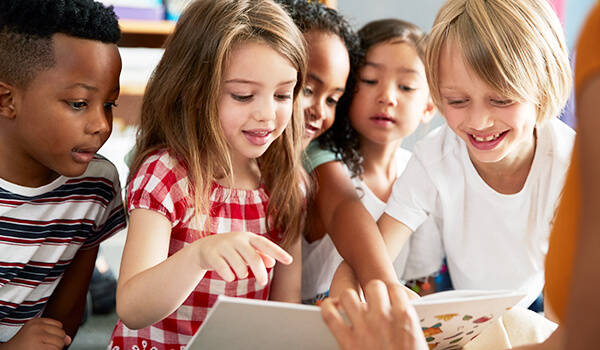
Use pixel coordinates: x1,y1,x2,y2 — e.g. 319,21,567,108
65,83,120,93
363,62,421,75
307,72,345,92
223,78,297,87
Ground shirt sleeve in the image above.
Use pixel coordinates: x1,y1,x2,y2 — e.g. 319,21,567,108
302,141,340,173
82,159,127,249
384,153,437,232
127,152,190,226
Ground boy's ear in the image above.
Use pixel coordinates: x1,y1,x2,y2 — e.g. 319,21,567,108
421,96,437,124
0,81,17,119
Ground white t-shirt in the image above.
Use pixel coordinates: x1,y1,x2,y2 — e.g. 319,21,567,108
301,146,443,304
385,118,575,308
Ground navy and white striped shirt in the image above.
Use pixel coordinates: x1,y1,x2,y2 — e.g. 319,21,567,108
0,155,126,341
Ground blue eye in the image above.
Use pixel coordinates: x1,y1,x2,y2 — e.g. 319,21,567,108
302,87,313,96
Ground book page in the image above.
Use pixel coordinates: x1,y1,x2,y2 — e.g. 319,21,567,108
412,290,526,349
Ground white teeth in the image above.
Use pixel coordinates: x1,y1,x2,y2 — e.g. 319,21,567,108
473,132,502,142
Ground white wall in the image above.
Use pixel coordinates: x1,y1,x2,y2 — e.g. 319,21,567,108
337,0,446,31
338,0,596,48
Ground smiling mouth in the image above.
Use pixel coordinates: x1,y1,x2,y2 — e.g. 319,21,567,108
471,131,505,142
305,124,319,133
246,131,270,137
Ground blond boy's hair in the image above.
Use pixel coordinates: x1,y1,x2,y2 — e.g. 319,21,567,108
425,0,571,124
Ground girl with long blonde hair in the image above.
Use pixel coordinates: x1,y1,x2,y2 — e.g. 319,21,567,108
109,0,307,347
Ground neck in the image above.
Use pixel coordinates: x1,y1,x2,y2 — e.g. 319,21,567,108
359,137,404,202
216,156,261,190
360,137,403,178
0,137,60,188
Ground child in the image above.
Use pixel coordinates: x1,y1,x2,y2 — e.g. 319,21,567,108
377,0,574,309
108,0,307,348
278,0,402,306
278,0,357,149
0,0,126,347
323,4,599,348
304,18,440,304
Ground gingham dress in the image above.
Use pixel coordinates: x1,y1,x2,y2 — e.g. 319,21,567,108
108,149,281,350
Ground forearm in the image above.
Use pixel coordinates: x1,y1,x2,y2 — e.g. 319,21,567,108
269,237,301,303
327,200,398,287
42,246,98,340
116,244,206,329
328,260,360,299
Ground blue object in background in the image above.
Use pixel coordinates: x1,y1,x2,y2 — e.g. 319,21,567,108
163,0,193,21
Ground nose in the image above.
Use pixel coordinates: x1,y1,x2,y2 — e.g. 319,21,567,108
466,104,494,130
377,82,398,107
86,107,111,136
303,95,323,122
254,99,277,123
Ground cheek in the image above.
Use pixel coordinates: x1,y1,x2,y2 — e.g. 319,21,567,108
301,94,314,112
348,98,366,124
441,108,460,127
322,110,335,131
278,104,294,128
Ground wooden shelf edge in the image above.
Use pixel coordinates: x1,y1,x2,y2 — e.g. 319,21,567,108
119,19,175,35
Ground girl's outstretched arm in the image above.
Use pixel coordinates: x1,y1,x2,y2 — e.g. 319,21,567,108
329,213,415,299
116,209,292,329
269,235,302,303
311,161,398,289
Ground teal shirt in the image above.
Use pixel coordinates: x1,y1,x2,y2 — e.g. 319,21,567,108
302,140,340,173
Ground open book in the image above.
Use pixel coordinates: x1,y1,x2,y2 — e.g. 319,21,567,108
184,289,526,350
412,289,526,349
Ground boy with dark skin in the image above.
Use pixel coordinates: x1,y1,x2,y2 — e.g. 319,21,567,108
0,1,126,348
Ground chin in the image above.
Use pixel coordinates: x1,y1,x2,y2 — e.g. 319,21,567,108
59,165,90,178
301,136,313,149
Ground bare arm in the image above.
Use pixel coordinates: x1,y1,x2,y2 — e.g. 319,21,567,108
43,245,98,339
116,209,292,329
269,235,302,303
329,214,415,298
11,245,100,349
311,161,397,289
378,213,414,260
116,209,205,329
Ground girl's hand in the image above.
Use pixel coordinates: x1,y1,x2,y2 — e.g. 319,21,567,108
1,318,72,350
194,232,292,286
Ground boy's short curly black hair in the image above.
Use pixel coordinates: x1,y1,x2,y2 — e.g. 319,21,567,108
0,0,121,88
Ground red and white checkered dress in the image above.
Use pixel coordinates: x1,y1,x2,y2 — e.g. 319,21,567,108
108,149,282,350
